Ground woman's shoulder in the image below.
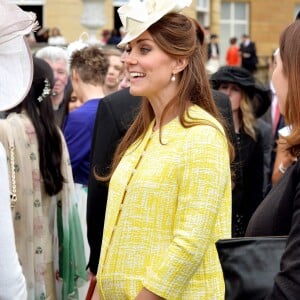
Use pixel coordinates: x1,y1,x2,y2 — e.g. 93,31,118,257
0,115,24,144
187,105,225,134
174,105,228,152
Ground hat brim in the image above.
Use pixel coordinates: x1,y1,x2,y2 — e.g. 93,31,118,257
210,67,255,90
252,83,271,118
0,36,33,111
117,0,192,48
117,9,169,48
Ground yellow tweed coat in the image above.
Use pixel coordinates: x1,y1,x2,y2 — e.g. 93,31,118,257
97,105,232,299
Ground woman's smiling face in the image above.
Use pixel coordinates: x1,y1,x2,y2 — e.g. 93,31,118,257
121,31,178,99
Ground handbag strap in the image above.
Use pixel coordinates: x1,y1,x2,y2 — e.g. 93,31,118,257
3,120,17,209
9,142,17,209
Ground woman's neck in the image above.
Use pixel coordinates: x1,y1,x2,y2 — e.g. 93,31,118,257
152,101,193,132
232,111,241,133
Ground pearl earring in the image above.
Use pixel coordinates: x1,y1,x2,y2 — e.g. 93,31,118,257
171,73,176,82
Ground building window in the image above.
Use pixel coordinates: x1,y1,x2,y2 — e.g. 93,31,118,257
197,0,210,27
197,0,209,10
219,1,249,65
114,0,131,5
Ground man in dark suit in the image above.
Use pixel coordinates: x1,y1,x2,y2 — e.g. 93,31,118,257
86,88,140,276
86,87,236,276
207,34,220,61
240,34,258,73
206,34,220,75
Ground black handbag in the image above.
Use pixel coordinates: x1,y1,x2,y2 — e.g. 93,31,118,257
216,236,287,300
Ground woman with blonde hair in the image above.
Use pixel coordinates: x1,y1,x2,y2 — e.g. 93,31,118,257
210,66,266,237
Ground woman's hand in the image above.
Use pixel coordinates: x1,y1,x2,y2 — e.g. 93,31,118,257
91,282,101,300
272,137,297,184
135,288,164,300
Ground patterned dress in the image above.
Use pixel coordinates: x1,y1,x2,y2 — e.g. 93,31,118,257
97,105,232,299
0,112,87,300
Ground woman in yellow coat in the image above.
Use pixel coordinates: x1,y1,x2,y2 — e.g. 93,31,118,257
95,0,234,299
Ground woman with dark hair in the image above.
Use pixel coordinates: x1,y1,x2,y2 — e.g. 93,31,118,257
10,57,64,195
0,56,87,299
0,4,30,298
246,19,300,299
93,0,234,299
65,83,83,113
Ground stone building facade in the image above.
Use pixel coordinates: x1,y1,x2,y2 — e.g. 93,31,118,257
17,0,300,79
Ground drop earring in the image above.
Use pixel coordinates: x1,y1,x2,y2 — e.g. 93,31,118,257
171,73,176,82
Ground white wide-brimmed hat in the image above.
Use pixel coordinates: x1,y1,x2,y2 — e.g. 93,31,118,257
117,0,192,47
0,1,38,111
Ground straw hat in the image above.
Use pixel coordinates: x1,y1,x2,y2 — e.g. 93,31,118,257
117,0,192,47
0,1,38,111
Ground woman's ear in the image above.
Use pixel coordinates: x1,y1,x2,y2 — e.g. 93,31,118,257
174,57,189,74
71,69,79,83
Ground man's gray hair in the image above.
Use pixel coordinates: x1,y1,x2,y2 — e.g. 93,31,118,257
35,46,69,74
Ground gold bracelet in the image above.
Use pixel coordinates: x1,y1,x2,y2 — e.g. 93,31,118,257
278,162,287,174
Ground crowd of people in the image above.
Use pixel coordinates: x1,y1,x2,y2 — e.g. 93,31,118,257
204,29,258,75
1,0,300,299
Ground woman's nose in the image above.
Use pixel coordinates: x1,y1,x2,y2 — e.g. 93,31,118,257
122,52,137,65
120,51,126,63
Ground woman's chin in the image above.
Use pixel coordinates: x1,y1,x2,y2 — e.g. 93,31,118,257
129,86,143,97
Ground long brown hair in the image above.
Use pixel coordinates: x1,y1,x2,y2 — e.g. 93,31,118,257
279,20,300,157
98,13,234,181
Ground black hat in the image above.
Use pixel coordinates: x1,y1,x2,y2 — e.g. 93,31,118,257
210,66,271,117
210,66,255,92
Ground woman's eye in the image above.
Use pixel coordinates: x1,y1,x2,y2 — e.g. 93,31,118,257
220,84,228,89
233,86,242,92
140,47,150,54
124,46,131,53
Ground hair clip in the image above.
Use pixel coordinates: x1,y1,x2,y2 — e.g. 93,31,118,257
37,78,51,102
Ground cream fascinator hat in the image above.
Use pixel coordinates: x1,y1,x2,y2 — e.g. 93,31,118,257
0,1,38,111
117,0,192,47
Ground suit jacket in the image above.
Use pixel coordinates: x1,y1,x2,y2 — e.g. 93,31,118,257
240,41,258,73
86,88,141,274
207,42,220,60
86,88,235,274
212,89,236,148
